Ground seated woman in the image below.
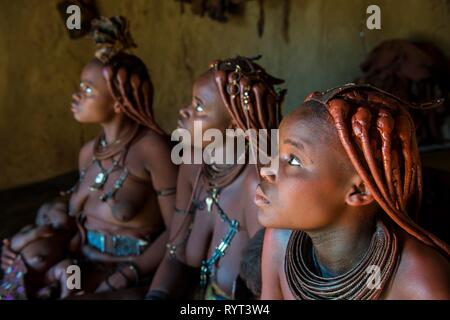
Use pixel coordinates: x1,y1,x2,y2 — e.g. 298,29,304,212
257,84,450,300
1,16,177,297
146,56,286,300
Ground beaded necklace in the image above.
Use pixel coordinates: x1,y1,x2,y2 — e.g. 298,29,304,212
285,220,399,300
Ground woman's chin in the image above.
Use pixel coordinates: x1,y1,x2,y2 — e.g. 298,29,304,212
73,115,86,123
257,208,275,228
72,114,95,124
72,113,81,122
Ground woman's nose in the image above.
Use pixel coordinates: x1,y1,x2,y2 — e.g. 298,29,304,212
260,162,278,183
72,92,81,102
179,105,191,118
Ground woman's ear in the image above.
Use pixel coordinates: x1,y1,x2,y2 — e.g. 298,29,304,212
227,119,237,129
113,101,123,114
345,178,374,207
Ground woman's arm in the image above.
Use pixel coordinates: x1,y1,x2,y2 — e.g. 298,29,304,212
143,134,178,229
145,164,202,299
129,134,178,275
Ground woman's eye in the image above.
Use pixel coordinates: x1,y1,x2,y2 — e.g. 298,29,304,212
288,155,302,166
195,104,204,112
80,83,93,95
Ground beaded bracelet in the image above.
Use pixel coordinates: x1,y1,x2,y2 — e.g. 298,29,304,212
117,262,140,287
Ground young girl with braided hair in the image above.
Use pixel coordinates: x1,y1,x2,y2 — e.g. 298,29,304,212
258,83,449,300
146,56,286,300
2,16,178,297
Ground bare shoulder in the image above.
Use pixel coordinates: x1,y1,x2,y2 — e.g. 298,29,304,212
179,163,202,185
264,228,292,264
134,129,172,155
389,233,450,300
260,228,292,299
133,129,177,175
78,139,95,169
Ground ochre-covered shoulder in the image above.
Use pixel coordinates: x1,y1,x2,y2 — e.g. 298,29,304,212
266,228,292,258
135,129,172,156
179,163,202,186
390,233,450,300
260,228,292,299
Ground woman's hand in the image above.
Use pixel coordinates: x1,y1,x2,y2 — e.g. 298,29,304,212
1,239,17,271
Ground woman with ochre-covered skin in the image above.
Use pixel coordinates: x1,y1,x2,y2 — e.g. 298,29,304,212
146,56,286,300
257,84,450,300
2,16,177,298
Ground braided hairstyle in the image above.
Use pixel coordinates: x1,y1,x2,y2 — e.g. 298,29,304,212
89,16,164,135
210,55,285,133
208,55,286,167
305,84,449,257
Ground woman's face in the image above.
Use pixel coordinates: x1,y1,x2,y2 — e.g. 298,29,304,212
255,106,356,231
71,59,116,123
177,71,232,149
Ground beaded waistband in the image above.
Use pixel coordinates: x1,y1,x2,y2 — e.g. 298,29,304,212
86,229,149,257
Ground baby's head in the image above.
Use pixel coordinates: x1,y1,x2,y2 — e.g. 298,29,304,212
35,202,74,231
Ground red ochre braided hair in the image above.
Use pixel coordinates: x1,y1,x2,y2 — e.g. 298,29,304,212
305,83,449,257
189,56,287,194
89,16,164,136
202,55,287,172
210,55,286,139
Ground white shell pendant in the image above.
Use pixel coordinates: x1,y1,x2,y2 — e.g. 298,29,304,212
205,188,218,212
205,196,213,212
95,172,106,184
90,171,107,191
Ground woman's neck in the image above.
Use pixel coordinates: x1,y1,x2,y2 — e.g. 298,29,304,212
204,136,247,167
307,216,375,277
101,115,133,144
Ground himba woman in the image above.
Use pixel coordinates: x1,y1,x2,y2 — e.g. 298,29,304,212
1,16,177,297
146,56,286,300
257,84,449,300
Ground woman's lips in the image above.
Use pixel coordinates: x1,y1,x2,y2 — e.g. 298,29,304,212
71,102,79,113
255,184,270,207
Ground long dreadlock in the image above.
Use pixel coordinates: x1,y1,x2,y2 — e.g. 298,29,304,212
211,55,285,132
196,55,286,193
